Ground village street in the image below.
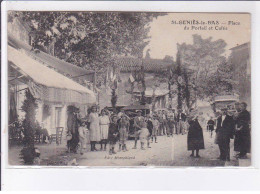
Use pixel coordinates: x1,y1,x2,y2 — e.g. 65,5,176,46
8,126,240,167
75,130,238,167
36,128,238,167
172,130,238,167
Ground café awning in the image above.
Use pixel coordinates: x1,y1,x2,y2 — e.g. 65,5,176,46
8,46,96,105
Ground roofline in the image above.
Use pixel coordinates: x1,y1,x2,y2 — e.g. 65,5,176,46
8,34,95,77
229,42,250,50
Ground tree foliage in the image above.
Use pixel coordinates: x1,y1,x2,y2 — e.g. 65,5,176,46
21,89,38,146
20,89,39,165
177,34,229,107
10,11,163,72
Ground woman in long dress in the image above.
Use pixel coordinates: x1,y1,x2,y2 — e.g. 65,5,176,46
187,111,205,157
99,109,110,151
88,105,101,151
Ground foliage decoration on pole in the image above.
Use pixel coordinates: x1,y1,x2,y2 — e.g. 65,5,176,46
20,89,39,165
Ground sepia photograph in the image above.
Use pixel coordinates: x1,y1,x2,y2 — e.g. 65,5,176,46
7,11,251,167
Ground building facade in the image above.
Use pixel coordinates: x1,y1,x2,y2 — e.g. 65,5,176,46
229,42,251,108
8,17,96,137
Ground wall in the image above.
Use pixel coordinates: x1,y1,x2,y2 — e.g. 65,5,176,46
229,43,251,109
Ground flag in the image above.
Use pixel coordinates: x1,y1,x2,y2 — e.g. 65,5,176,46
129,74,135,83
112,74,116,82
110,67,114,81
105,67,109,88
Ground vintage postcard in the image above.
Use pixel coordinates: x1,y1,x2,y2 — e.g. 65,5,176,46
7,11,251,167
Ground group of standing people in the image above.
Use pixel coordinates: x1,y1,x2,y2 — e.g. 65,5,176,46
187,102,251,161
202,102,251,161
214,102,251,161
81,105,131,155
67,105,157,155
67,102,251,162
154,109,188,136
185,101,251,161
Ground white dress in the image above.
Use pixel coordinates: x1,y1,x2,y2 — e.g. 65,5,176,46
139,127,150,143
79,126,87,149
99,115,110,140
89,112,101,142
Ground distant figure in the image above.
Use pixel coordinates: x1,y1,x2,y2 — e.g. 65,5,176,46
187,112,205,158
207,117,215,138
177,109,187,135
171,109,178,135
162,110,169,136
151,116,159,143
117,110,130,120
146,116,153,147
234,102,251,159
118,115,130,152
215,108,235,161
108,116,119,155
132,110,144,149
167,114,175,137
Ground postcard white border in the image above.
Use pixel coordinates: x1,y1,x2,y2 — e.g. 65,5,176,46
1,0,260,190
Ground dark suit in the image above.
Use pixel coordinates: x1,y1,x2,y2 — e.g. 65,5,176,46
176,113,186,122
234,110,251,155
216,115,235,161
176,113,186,135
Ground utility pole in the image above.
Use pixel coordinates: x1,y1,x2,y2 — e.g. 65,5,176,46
176,50,182,111
140,59,146,105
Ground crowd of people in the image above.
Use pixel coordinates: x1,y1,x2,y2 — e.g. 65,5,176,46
214,102,251,160
66,102,251,162
66,105,190,156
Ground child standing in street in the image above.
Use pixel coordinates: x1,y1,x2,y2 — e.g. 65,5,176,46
139,121,151,150
118,115,130,152
108,115,119,155
151,116,159,143
78,122,88,155
146,116,153,148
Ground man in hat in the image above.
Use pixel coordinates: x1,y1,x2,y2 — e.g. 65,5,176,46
132,110,144,149
215,107,235,161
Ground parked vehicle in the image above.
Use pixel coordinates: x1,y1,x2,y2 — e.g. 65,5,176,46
210,94,239,114
122,104,150,139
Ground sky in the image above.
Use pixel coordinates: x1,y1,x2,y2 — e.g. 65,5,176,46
144,13,250,59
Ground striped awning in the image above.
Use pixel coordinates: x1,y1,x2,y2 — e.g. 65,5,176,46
8,46,96,105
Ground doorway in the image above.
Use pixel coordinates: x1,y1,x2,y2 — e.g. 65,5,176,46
55,107,62,128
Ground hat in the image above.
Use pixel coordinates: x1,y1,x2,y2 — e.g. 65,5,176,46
121,114,128,119
66,132,72,141
111,114,118,120
136,110,142,113
91,105,98,109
